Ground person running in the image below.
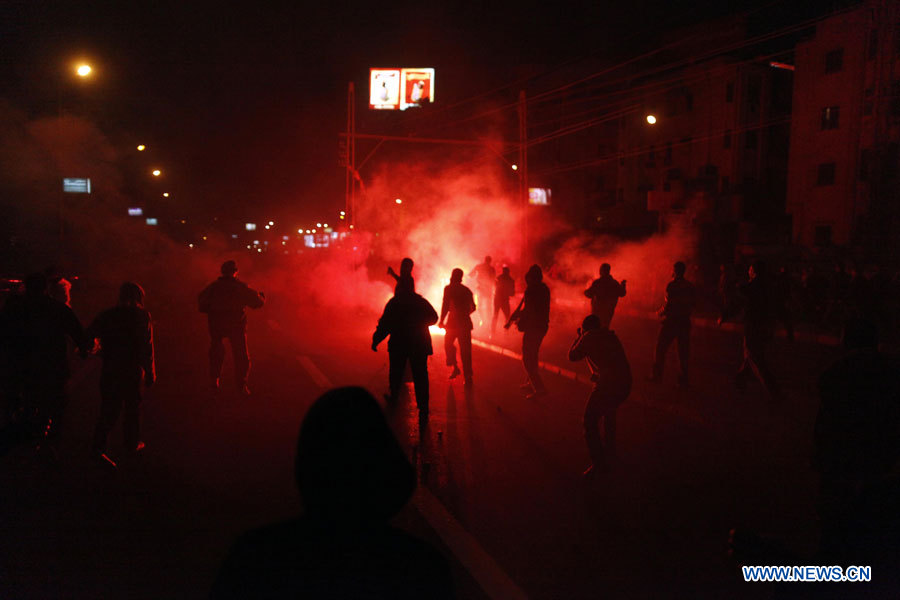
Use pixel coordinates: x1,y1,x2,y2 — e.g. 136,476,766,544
86,282,155,467
492,266,516,338
569,314,632,478
439,268,475,387
372,279,438,425
199,260,265,396
584,263,626,328
469,256,496,329
650,261,695,387
0,272,89,460
505,264,550,400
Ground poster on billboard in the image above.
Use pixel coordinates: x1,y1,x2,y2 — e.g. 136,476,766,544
369,69,401,110
400,68,434,110
528,188,551,206
370,68,434,110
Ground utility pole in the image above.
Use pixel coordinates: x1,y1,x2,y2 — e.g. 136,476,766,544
518,90,528,254
345,82,356,229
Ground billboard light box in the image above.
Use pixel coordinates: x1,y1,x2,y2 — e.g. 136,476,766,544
370,68,434,110
128,207,143,216
528,188,551,206
63,178,91,193
145,217,158,226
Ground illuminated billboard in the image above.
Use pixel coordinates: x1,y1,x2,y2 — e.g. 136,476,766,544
63,178,91,193
370,68,434,110
127,207,143,216
145,217,158,226
528,188,551,206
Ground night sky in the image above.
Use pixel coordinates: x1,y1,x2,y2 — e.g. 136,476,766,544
1,0,834,227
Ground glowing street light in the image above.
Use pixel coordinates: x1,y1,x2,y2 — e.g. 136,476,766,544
340,211,346,216
137,144,146,151
511,164,518,171
395,198,402,204
646,114,658,125
151,169,161,177
268,220,274,226
162,192,169,197
76,64,92,77
316,222,322,227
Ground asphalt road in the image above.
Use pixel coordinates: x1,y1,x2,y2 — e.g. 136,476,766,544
0,292,848,599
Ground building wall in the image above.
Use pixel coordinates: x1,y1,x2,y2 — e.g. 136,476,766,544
787,6,870,248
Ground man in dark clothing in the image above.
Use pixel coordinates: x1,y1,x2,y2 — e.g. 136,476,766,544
387,257,415,294
814,319,900,563
719,260,781,400
492,265,516,337
469,255,496,328
506,264,550,399
372,279,438,421
0,272,88,456
199,260,265,396
87,282,155,464
584,263,626,328
439,268,475,386
211,387,453,599
569,314,632,477
650,261,695,387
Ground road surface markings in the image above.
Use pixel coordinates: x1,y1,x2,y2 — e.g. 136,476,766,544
294,353,529,599
471,338,707,428
296,355,332,389
414,487,529,600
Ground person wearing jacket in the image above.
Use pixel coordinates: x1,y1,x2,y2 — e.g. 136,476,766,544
198,260,264,396
650,261,695,387
372,279,438,422
211,387,453,598
506,264,550,399
569,314,632,478
439,268,476,387
87,282,155,463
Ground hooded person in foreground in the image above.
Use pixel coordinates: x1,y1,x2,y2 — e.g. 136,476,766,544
211,386,453,599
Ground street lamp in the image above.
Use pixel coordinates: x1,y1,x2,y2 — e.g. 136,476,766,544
646,114,658,125
76,64,92,78
137,144,146,151
152,169,161,177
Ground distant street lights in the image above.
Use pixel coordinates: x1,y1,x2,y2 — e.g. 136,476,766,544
152,169,161,177
646,114,658,125
76,64,92,78
137,144,146,151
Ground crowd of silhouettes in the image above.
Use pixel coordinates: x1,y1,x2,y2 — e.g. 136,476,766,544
1,249,898,597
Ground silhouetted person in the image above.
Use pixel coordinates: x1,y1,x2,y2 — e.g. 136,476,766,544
87,282,155,465
814,319,900,563
569,315,631,477
492,265,516,337
372,279,438,423
211,386,453,599
506,264,550,399
387,257,414,294
469,255,496,328
199,260,265,396
719,260,781,401
0,272,88,458
584,263,626,328
650,261,695,387
439,268,475,386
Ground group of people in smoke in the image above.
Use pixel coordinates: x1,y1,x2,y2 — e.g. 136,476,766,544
0,260,266,468
1,250,897,594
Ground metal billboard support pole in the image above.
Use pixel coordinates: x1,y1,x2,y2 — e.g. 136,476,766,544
518,90,528,257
